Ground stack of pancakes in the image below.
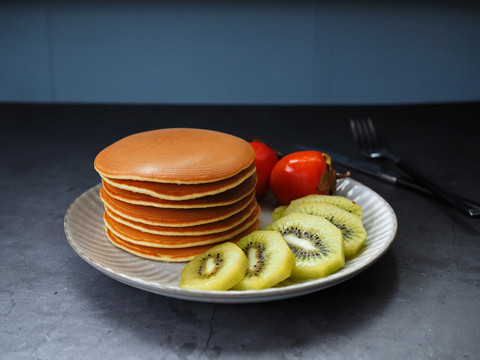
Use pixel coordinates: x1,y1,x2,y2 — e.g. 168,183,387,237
94,128,260,262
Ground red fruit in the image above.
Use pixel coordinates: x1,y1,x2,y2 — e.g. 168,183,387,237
269,150,340,205
249,139,280,198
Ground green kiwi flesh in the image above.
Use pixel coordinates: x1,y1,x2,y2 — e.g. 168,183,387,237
265,213,345,279
180,242,248,290
232,230,295,290
284,202,367,258
289,194,363,218
271,205,287,221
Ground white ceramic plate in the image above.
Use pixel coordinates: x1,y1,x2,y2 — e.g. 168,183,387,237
64,178,397,303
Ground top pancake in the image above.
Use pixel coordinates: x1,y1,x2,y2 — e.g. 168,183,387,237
94,128,255,184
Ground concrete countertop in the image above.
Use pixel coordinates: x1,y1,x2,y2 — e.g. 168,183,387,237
1,102,479,359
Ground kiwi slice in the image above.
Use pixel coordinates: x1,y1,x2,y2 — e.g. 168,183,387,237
180,242,248,291
232,230,295,290
265,213,345,279
284,202,367,258
271,205,287,221
289,194,363,218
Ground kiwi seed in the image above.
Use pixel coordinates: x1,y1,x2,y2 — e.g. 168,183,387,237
180,242,249,290
197,253,225,277
282,202,367,258
244,240,267,277
232,230,295,290
265,213,345,279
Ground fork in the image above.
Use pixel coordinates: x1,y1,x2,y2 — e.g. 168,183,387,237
349,118,480,218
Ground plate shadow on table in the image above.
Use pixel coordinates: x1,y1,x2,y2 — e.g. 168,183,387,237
67,249,398,357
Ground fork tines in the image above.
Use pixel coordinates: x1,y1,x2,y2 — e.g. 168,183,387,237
349,118,383,157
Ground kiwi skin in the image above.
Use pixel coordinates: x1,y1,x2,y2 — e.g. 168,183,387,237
265,213,345,279
232,230,295,290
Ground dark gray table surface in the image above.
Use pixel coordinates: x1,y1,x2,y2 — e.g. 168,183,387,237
1,102,480,359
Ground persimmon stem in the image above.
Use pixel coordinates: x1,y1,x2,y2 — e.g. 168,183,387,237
336,171,351,179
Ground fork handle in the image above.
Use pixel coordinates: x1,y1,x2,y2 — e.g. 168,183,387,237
395,175,480,208
395,160,480,218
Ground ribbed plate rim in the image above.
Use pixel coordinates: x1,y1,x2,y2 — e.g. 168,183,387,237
64,178,397,303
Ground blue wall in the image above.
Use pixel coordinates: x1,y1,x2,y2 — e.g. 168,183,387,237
1,1,479,105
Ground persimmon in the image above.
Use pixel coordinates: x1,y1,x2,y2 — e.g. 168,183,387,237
249,138,280,198
269,151,342,205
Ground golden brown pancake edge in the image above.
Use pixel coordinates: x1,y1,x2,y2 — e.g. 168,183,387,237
100,186,256,227
101,164,256,201
105,220,259,262
104,196,259,236
104,203,260,248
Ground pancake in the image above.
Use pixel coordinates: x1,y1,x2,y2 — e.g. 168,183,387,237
104,203,260,248
95,128,260,262
105,220,259,262
100,186,255,227
94,128,255,184
102,168,256,205
102,163,255,201
104,196,258,235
